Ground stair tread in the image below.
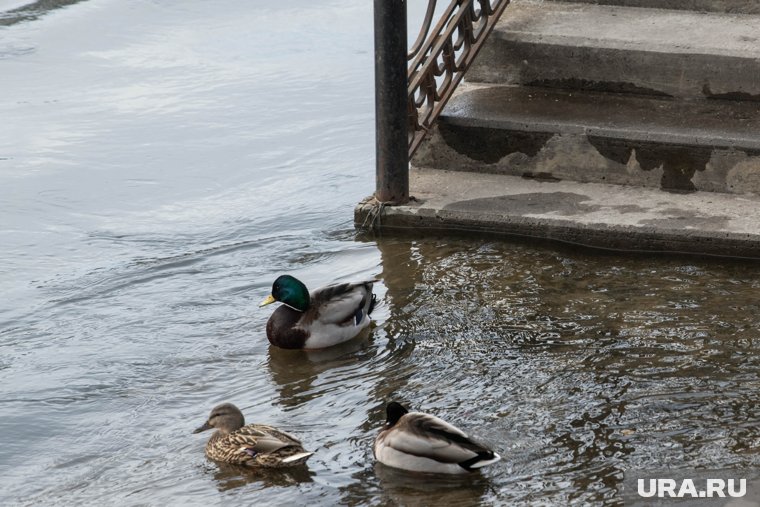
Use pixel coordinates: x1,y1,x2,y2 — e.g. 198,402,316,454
358,167,760,258
497,1,760,58
554,0,760,14
443,85,760,150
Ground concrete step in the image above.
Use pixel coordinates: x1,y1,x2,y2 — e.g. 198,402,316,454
469,0,760,99
413,84,760,194
355,167,760,259
556,0,760,13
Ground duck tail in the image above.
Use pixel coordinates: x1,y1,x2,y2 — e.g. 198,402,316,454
459,451,501,471
367,293,378,316
281,451,314,464
355,288,378,325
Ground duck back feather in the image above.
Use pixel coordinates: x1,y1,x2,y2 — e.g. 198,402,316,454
374,405,501,474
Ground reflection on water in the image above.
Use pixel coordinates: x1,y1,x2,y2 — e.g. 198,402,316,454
3,0,760,505
371,233,760,505
6,226,760,505
210,461,314,492
371,463,492,507
266,330,374,407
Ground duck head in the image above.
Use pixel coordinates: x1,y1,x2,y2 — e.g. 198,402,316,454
385,401,409,428
259,275,310,312
193,402,245,435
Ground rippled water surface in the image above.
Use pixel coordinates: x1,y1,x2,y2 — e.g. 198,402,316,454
3,1,760,506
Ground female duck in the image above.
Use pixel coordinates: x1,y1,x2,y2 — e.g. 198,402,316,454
374,402,501,474
259,274,376,349
194,403,313,468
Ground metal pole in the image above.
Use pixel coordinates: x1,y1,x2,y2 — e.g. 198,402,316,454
374,0,409,204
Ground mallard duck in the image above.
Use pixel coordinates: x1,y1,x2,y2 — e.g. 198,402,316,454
373,402,501,474
193,403,313,468
259,274,376,349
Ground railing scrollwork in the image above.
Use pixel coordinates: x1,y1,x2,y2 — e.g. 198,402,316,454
373,0,508,204
408,0,510,158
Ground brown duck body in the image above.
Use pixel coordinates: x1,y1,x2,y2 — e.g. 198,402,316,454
204,424,313,468
195,403,313,468
265,280,376,349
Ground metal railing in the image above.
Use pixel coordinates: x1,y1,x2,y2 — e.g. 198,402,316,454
408,0,511,158
374,0,510,204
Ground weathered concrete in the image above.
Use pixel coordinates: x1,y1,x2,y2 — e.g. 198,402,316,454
469,1,760,99
355,168,760,258
557,0,760,13
413,85,760,194
358,0,760,256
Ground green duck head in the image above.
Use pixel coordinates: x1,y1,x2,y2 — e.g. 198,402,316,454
259,275,310,312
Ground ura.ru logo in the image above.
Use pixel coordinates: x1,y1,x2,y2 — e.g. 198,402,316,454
638,478,746,499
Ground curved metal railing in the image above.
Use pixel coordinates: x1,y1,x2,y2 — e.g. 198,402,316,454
407,0,510,158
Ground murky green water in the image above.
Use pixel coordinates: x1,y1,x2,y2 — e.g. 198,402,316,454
3,1,760,506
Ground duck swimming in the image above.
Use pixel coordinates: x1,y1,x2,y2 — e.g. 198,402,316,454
374,401,501,474
259,274,376,349
193,403,313,468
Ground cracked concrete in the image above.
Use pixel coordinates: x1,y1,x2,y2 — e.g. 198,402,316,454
414,85,760,194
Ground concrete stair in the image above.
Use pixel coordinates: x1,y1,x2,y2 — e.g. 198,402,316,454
358,0,760,256
413,0,760,195
467,1,760,100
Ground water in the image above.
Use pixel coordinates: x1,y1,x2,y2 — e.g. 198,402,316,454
2,1,760,505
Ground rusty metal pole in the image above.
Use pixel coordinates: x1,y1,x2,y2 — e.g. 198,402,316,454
374,0,409,204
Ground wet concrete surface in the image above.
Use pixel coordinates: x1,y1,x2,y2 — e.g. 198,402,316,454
356,167,760,258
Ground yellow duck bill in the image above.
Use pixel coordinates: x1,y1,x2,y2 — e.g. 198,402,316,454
259,294,276,307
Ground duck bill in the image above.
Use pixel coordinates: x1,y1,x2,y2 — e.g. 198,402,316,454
259,294,276,307
193,421,212,434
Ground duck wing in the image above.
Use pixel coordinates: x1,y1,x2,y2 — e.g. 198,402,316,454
309,281,375,325
228,424,303,454
384,412,494,465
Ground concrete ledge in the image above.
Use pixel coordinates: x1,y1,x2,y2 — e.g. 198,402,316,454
355,168,760,259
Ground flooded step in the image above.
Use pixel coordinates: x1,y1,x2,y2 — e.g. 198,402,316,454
469,0,760,99
413,85,760,194
555,0,760,13
355,167,760,259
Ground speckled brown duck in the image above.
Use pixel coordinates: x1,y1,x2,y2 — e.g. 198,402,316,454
259,274,377,349
194,403,313,468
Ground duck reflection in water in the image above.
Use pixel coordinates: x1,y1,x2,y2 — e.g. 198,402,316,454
210,461,314,492
266,326,375,406
373,463,491,506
